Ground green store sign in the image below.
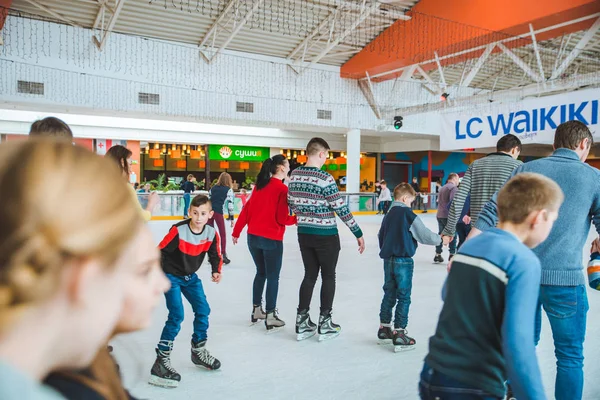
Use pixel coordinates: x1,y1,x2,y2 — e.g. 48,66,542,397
209,145,269,162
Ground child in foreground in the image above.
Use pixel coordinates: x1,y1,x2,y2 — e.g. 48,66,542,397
149,195,223,389
421,173,564,400
377,183,442,352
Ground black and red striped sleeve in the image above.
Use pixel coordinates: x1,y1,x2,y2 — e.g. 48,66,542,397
208,231,223,274
159,226,179,253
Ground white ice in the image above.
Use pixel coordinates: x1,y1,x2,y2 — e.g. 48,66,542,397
113,215,600,400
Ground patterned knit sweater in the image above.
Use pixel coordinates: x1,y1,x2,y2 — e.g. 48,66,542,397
288,166,363,238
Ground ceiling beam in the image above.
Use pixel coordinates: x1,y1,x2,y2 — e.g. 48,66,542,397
287,11,336,61
21,0,81,27
529,24,546,85
551,16,600,79
92,0,126,51
461,43,495,87
497,42,542,82
198,0,239,49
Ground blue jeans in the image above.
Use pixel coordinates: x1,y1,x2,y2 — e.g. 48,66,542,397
419,363,502,400
183,193,191,217
534,284,589,400
379,257,414,329
248,234,284,312
436,218,456,254
456,222,471,250
158,273,210,350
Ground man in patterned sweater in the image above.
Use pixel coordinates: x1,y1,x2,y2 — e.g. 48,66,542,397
288,137,365,341
442,134,522,246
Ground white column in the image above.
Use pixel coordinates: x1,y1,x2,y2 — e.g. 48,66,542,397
346,129,361,193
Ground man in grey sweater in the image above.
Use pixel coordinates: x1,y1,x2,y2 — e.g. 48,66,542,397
434,173,459,263
474,120,600,400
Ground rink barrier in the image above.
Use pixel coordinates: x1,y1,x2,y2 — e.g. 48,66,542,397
139,191,440,221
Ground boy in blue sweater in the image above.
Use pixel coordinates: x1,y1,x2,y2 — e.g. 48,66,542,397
377,183,441,352
421,173,564,400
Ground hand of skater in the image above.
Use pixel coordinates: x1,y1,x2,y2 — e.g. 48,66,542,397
447,259,453,273
212,272,222,283
357,237,365,254
442,235,452,246
592,237,600,254
232,236,238,245
462,215,471,225
147,192,160,212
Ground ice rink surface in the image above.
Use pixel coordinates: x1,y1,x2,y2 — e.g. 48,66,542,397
113,215,600,400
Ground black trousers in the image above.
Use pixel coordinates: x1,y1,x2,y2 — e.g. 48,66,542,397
298,233,341,314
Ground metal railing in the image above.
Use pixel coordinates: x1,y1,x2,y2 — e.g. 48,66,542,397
136,191,441,217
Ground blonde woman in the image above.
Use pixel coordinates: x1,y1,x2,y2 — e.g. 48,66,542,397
208,172,235,264
0,139,159,399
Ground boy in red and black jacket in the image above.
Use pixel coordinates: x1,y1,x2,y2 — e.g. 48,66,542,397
149,195,223,389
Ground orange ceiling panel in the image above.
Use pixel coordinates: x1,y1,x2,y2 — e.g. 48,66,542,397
0,1,13,31
341,0,600,81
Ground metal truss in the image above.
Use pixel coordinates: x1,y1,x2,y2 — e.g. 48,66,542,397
92,0,126,51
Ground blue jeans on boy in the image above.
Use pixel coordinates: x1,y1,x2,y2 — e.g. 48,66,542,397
534,284,588,400
379,257,414,329
419,363,502,400
183,193,191,217
158,273,210,350
248,234,284,312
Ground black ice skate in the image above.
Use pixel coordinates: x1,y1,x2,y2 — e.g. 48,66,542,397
191,340,221,370
377,323,394,345
265,309,285,333
318,311,341,342
250,305,266,325
434,254,444,263
148,342,181,389
295,309,317,341
393,329,416,353
222,254,231,264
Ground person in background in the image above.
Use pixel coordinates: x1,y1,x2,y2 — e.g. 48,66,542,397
239,189,249,208
377,183,441,353
232,155,297,331
0,139,149,400
138,183,151,194
473,121,600,400
134,182,140,191
411,177,421,211
208,172,235,265
226,198,235,228
421,173,563,400
434,173,459,264
182,174,196,219
441,134,522,244
288,137,365,342
374,181,383,214
378,180,392,215
29,116,73,139
105,145,159,222
232,180,240,191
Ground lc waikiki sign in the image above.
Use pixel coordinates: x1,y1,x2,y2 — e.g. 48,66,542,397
440,88,600,150
209,145,269,162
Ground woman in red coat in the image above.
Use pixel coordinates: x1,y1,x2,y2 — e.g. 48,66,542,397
232,155,296,332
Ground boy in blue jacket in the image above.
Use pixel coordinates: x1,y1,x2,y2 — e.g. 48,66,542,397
421,173,563,400
377,183,441,352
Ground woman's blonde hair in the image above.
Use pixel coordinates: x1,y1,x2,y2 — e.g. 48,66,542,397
0,139,142,320
217,172,233,188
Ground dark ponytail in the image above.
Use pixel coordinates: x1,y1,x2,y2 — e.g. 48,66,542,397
256,155,286,190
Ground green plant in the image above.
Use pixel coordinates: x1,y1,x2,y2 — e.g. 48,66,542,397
212,178,218,187
148,173,166,191
241,175,256,189
195,180,205,190
165,182,180,191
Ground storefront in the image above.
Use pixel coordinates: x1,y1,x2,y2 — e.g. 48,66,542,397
140,143,269,190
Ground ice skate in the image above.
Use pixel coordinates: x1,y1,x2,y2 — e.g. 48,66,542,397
191,340,221,370
250,305,266,326
295,309,317,341
318,312,341,342
149,342,181,388
377,323,394,345
393,329,416,353
265,309,285,333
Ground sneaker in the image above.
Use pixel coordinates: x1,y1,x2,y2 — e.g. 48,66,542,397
265,309,285,333
392,329,416,353
149,342,181,388
251,305,266,324
295,309,317,341
222,255,231,265
191,340,221,370
318,311,341,342
433,254,444,263
377,323,394,344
